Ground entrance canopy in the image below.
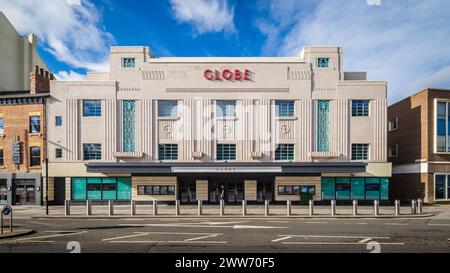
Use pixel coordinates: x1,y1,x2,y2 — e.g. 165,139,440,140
86,162,366,175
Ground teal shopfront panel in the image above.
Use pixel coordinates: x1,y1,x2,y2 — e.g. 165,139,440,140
87,178,102,200
380,178,389,200
102,177,117,200
72,178,87,200
335,177,351,200
351,178,365,200
117,177,131,200
321,178,335,200
365,178,380,200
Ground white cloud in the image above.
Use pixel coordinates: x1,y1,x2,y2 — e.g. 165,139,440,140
169,0,236,34
55,70,86,81
259,0,450,103
0,0,114,72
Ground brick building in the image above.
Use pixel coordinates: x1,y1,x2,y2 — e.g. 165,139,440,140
388,88,450,203
0,68,51,206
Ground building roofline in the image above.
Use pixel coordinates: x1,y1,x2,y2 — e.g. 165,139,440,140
389,88,450,107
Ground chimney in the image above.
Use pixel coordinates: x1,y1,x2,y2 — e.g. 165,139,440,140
30,71,50,94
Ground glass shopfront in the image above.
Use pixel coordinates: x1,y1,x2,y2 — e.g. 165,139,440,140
321,177,389,200
0,179,7,205
435,174,450,200
71,177,131,201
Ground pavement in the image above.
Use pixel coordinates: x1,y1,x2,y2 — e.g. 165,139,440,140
0,204,448,253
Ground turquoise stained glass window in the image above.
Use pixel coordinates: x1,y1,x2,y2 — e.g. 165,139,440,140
317,100,330,152
122,100,136,152
317,58,330,68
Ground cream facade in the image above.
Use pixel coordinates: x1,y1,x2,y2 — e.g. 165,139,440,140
0,12,50,92
46,45,391,204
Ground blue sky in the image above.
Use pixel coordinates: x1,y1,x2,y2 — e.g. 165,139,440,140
1,0,450,104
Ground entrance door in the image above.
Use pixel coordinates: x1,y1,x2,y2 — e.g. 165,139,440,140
0,179,7,205
13,179,36,205
54,177,66,205
179,180,196,203
257,181,273,202
208,180,244,204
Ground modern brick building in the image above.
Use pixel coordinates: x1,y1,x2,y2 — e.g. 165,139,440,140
388,88,450,203
46,45,391,205
0,69,50,205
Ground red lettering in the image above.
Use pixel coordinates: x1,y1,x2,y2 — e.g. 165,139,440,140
244,69,250,81
214,70,221,80
222,69,232,80
204,69,214,80
234,69,241,80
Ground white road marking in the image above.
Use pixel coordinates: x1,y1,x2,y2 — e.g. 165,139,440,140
118,223,286,229
16,231,87,241
109,240,227,244
305,222,328,224
103,232,150,242
358,238,373,244
271,236,293,242
428,224,450,226
268,221,289,223
385,223,407,226
184,234,220,242
282,242,405,245
277,235,390,239
357,223,368,225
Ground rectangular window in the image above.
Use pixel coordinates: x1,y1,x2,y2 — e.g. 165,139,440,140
317,57,330,68
83,100,101,117
122,100,136,152
87,177,102,200
217,144,236,160
216,100,236,117
352,144,369,160
0,117,3,135
352,100,369,117
29,115,40,133
436,101,450,152
137,185,175,195
365,178,380,200
275,100,295,117
335,177,351,200
158,100,178,117
71,177,131,201
351,178,365,200
158,144,178,160
83,144,102,160
55,148,62,159
0,149,3,166
435,174,447,200
30,146,41,167
388,118,398,131
388,145,398,158
275,144,295,160
55,116,62,126
317,100,330,152
122,58,135,68
322,177,389,200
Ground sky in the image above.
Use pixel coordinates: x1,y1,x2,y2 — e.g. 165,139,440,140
0,0,449,104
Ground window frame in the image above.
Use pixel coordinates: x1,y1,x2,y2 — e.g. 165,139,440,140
83,143,102,161
388,117,398,132
388,144,398,158
83,100,102,117
216,100,236,118
29,115,41,133
317,57,330,68
275,144,295,161
275,100,295,117
351,100,370,117
0,149,3,166
30,146,41,167
0,116,4,135
216,143,237,161
158,144,178,160
434,173,450,201
55,116,62,126
121,58,136,68
55,148,63,159
351,144,370,161
158,100,178,118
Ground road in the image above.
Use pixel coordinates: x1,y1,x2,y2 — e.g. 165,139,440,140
1,215,449,253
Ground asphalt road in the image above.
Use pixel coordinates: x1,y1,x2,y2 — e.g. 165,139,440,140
1,216,449,253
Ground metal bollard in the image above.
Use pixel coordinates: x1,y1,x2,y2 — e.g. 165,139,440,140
373,200,379,216
411,200,417,215
175,200,180,216
86,200,92,216
198,200,202,216
309,200,314,216
331,200,336,216
352,200,358,216
130,200,136,216
242,200,247,216
220,200,225,216
0,211,3,235
287,200,292,216
153,200,158,216
65,200,71,216
417,199,423,214
264,200,270,216
108,200,114,216
394,200,400,216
